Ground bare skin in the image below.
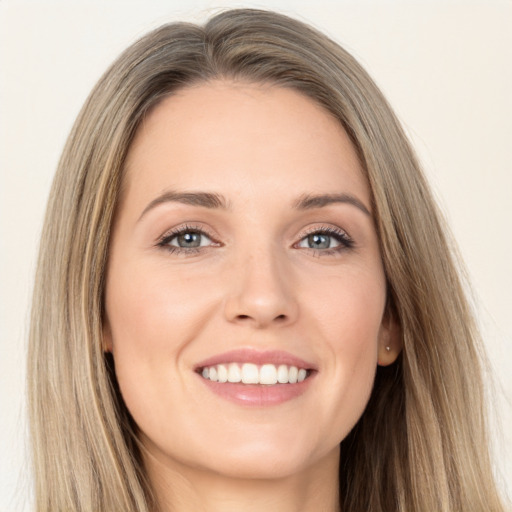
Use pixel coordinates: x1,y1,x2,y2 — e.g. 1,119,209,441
104,81,399,511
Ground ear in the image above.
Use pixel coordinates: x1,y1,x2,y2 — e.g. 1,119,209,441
102,317,114,353
377,307,402,366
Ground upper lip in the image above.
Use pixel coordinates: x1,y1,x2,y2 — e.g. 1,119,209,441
195,348,317,371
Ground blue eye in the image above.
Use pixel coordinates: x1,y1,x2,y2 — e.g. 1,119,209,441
158,227,215,252
297,228,353,253
170,231,210,248
300,233,338,249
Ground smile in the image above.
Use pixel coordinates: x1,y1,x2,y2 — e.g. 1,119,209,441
194,349,317,404
199,363,310,385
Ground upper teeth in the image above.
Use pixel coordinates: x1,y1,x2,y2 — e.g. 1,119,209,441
201,363,308,385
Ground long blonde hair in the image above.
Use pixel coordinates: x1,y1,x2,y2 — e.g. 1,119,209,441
28,8,505,511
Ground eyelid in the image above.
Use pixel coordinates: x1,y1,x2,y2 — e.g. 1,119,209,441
298,224,352,240
299,224,349,237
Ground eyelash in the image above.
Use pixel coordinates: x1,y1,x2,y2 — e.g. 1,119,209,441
156,224,354,256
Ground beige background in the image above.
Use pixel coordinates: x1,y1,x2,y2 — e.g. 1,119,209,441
1,1,510,509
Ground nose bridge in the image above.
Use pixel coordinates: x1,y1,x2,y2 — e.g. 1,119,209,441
223,239,298,328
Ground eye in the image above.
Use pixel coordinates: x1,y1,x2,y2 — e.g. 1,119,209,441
157,225,217,253
296,227,354,253
299,233,339,250
169,231,211,248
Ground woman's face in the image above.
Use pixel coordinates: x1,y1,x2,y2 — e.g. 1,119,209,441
104,81,398,481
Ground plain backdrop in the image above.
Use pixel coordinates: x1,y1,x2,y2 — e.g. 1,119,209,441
1,0,511,509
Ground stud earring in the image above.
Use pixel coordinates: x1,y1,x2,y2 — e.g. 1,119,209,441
385,346,391,352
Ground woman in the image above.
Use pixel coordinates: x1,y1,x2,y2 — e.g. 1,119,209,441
28,8,506,511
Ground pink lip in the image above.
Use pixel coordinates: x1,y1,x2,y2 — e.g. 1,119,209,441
194,348,317,371
194,349,317,406
198,378,314,406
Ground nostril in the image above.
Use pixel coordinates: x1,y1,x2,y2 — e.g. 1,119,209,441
234,313,287,323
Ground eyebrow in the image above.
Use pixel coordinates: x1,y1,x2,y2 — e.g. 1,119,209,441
293,193,371,216
138,190,371,221
138,191,230,221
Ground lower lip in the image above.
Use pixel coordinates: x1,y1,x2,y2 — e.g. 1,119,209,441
198,374,314,406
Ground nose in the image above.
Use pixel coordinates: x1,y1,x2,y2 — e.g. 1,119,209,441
223,248,299,329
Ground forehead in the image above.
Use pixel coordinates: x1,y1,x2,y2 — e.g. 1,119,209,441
122,80,369,211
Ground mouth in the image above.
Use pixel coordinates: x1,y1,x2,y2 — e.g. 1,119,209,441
194,349,316,405
196,363,312,385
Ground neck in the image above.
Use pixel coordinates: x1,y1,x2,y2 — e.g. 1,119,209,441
144,447,341,512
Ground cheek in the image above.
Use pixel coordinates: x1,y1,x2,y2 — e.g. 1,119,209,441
103,254,231,412
106,258,215,353
305,269,385,434
105,279,170,416
307,265,386,353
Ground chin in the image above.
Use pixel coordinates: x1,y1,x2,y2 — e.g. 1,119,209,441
206,453,318,481
196,434,338,481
